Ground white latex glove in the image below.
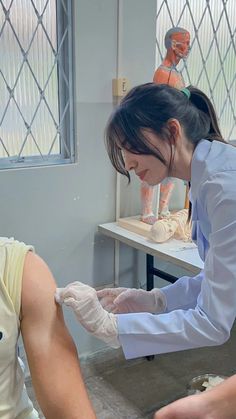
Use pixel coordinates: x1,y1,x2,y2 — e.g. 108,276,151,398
55,282,120,349
97,287,167,314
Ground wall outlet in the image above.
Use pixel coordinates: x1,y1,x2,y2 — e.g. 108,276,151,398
112,78,130,97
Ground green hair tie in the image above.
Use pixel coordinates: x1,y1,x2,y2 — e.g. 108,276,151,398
181,88,191,99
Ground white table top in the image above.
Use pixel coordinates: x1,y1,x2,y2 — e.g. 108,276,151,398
98,222,203,274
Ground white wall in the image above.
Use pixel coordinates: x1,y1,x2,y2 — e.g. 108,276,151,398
1,0,157,359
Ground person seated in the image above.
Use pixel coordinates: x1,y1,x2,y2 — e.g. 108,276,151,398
0,237,96,418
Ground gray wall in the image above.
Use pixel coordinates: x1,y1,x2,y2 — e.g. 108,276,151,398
1,0,157,358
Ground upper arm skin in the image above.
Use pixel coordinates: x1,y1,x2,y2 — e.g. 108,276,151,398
20,252,96,419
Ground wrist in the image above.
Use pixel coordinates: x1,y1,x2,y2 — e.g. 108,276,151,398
150,289,167,313
94,311,120,349
204,376,236,418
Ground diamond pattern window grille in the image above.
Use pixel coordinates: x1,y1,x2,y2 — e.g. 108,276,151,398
0,0,74,169
156,0,236,141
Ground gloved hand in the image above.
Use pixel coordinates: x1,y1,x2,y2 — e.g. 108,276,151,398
55,282,120,349
97,287,167,314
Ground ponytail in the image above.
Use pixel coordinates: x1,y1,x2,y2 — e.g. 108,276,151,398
187,86,226,143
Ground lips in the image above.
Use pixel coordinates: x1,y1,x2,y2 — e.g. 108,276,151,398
137,170,148,181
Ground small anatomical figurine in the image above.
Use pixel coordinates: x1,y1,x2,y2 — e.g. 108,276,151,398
150,209,191,243
140,182,158,224
158,178,175,218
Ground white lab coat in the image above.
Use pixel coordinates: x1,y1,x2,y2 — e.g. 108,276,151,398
117,139,236,359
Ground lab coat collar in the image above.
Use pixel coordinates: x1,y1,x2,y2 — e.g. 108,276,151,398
190,139,212,203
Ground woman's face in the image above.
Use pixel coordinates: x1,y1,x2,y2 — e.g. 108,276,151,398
122,131,171,186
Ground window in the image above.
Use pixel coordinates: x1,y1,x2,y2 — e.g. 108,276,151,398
156,0,236,141
0,0,74,169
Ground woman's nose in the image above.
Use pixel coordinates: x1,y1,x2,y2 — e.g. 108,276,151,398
123,150,136,171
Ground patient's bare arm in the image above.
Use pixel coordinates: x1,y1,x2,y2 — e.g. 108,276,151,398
20,252,96,419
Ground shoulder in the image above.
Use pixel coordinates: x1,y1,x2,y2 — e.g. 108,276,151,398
0,238,33,317
21,252,56,319
192,141,236,195
198,168,236,232
20,251,66,351
153,67,170,83
191,142,236,223
204,141,236,174
202,143,236,192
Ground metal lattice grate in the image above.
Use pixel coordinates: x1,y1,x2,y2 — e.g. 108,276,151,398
0,0,74,168
156,0,236,141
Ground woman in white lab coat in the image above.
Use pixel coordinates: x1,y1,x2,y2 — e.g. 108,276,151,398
56,83,236,362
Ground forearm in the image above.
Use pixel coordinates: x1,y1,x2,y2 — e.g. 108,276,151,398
206,374,236,417
155,375,236,419
22,312,96,419
117,304,229,359
161,270,203,312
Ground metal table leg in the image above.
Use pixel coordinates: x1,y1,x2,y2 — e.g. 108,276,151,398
145,253,178,361
146,254,154,290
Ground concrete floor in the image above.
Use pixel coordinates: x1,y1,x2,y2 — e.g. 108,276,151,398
26,322,236,418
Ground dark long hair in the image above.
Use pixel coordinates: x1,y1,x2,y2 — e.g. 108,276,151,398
105,83,225,181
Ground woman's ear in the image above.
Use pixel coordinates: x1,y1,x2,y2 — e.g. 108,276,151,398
167,119,181,144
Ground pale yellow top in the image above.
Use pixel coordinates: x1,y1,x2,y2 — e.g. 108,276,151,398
0,237,39,418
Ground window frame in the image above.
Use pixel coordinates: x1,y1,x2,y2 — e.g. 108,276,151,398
0,0,75,170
